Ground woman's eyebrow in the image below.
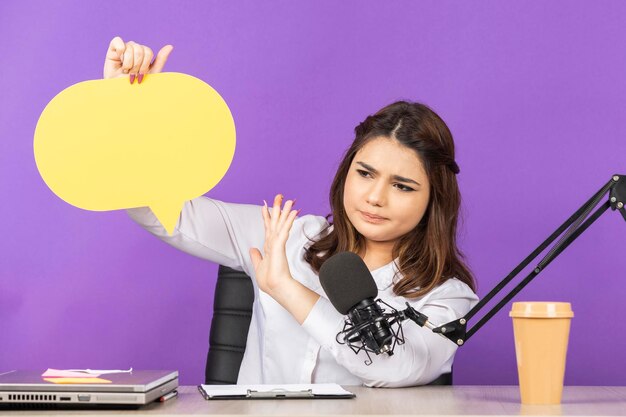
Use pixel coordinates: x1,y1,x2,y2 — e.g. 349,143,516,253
356,161,421,186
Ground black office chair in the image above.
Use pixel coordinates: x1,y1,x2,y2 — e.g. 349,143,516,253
205,265,452,386
205,265,255,385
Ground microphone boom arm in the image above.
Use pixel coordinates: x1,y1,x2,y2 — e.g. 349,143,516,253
403,174,626,346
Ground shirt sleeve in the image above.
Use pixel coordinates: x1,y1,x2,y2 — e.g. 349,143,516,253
126,197,265,276
300,279,479,387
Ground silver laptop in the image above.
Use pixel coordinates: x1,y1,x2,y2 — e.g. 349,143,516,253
0,370,178,407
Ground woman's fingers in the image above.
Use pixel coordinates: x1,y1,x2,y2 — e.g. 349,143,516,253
105,36,126,64
261,200,271,237
261,194,300,254
282,209,299,238
129,43,145,77
121,42,134,75
103,36,126,78
277,198,295,230
139,46,154,74
266,194,299,233
138,46,153,81
107,36,126,59
149,44,174,74
249,247,263,270
104,37,173,82
270,194,282,229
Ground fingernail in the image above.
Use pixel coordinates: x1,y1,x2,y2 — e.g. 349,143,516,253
263,199,267,208
137,73,144,84
129,74,136,84
296,209,302,216
292,198,297,206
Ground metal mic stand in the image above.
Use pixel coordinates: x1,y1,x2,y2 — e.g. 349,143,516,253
400,174,626,346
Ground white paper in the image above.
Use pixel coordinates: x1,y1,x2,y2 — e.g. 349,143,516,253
200,383,354,398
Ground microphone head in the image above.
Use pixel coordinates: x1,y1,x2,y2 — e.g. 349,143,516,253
319,251,378,315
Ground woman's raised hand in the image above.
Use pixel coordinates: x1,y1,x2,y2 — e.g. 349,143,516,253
103,36,174,83
249,194,320,324
249,194,301,295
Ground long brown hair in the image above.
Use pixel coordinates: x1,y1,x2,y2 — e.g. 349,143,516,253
303,100,476,297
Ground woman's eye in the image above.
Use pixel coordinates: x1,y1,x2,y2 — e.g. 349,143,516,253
395,184,415,192
357,170,414,192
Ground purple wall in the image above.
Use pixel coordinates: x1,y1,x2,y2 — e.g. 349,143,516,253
2,1,625,386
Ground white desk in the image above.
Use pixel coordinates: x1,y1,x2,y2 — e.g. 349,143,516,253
3,385,626,416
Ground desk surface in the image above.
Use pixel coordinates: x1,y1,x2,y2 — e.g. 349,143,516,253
3,385,626,417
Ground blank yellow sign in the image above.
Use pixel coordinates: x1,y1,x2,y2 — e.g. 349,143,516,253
34,72,236,234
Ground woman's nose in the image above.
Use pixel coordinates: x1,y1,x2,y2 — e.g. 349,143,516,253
366,181,386,207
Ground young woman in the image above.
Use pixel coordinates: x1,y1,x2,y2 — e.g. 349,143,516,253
105,37,478,387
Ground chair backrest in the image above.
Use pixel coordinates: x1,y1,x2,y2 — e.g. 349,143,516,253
205,265,452,385
205,265,254,384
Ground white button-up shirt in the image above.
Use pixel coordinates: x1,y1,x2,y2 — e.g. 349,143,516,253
127,197,479,387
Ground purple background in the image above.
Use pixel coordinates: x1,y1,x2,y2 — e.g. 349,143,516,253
1,1,625,386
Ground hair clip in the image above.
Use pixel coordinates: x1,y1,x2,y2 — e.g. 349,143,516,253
449,161,460,174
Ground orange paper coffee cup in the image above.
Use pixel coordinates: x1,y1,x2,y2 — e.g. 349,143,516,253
509,302,574,405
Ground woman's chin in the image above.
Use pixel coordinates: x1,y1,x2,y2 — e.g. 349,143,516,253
354,224,391,241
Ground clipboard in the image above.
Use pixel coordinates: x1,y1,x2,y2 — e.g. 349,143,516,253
197,383,356,400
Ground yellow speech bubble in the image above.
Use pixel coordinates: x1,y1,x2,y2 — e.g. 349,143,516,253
34,72,236,235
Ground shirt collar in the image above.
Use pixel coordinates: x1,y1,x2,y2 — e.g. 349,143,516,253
370,258,399,291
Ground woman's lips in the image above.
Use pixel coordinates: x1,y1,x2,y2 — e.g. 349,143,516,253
360,211,387,224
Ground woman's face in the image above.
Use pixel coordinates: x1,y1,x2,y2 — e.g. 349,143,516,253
343,136,431,248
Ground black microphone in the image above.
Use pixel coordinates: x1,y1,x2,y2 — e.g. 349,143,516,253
319,252,397,360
